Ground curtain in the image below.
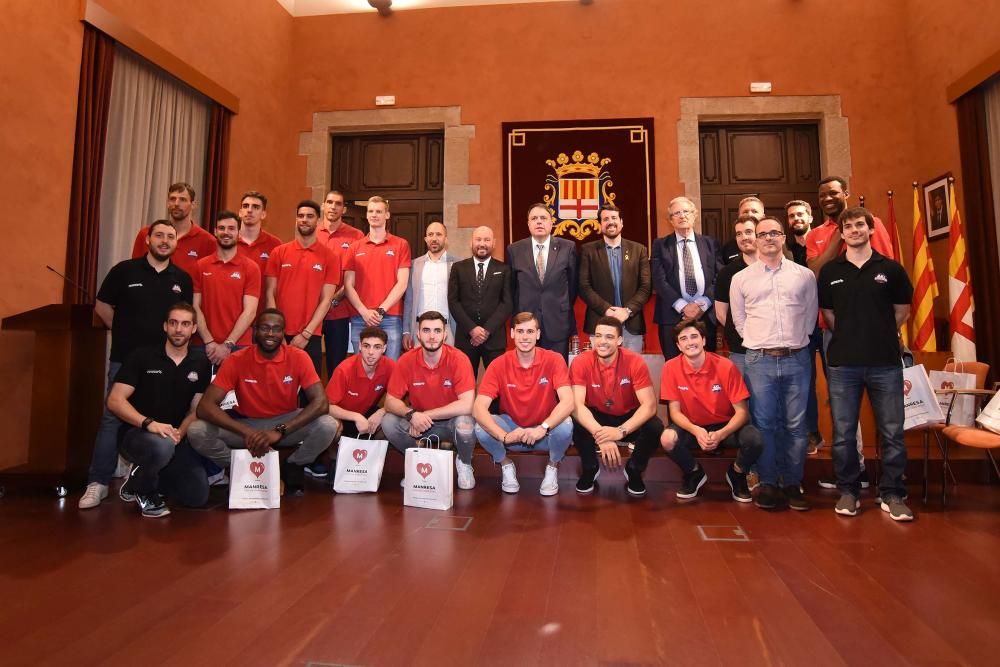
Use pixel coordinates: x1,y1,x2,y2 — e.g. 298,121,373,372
956,86,1000,371
64,26,115,304
97,45,211,282
201,103,232,232
985,77,1000,273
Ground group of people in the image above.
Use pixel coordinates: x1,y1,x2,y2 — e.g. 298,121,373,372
78,174,915,522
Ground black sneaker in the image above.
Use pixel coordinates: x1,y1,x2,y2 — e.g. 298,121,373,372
119,464,138,503
725,465,752,503
575,466,600,494
624,465,646,497
136,493,170,518
282,461,306,497
304,461,328,478
676,467,707,499
754,484,781,510
783,485,811,511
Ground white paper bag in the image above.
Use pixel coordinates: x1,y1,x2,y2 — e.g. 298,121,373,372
930,365,977,426
229,449,280,509
403,436,454,511
333,435,389,493
975,391,1000,435
903,364,945,431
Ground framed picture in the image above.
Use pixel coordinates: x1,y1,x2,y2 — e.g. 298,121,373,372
923,173,951,240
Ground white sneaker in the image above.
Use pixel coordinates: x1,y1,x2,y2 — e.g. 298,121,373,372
456,459,476,490
78,482,108,509
540,464,559,496
500,462,520,494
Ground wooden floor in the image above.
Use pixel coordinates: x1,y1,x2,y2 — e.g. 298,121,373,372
1,473,999,667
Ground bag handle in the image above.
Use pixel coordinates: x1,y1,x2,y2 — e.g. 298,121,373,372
418,434,441,449
945,356,965,374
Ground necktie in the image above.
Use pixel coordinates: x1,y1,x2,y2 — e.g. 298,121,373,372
535,244,546,282
476,261,485,290
682,238,698,297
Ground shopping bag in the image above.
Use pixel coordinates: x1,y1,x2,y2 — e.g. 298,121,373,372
930,361,977,426
903,364,945,430
975,390,1000,435
403,435,454,511
228,449,280,509
333,434,389,493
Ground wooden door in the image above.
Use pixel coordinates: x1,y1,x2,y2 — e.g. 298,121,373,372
699,122,821,244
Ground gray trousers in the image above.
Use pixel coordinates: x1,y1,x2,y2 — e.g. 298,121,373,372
187,410,337,468
381,413,476,464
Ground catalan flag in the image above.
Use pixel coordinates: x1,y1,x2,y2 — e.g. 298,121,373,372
911,183,938,352
947,180,976,361
886,191,909,347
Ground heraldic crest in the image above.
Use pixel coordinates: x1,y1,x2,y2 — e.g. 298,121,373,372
543,150,615,241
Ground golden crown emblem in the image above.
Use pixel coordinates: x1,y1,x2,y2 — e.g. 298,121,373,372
545,150,610,178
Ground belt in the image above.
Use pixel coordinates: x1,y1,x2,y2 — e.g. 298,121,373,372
756,346,805,357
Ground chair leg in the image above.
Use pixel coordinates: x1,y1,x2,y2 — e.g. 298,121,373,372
922,430,929,505
935,434,959,486
942,439,949,506
987,450,1000,481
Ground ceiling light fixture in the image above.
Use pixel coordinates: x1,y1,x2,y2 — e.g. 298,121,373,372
368,0,392,17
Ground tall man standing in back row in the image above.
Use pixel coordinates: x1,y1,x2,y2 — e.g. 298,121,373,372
318,189,364,374
237,190,282,278
131,182,216,278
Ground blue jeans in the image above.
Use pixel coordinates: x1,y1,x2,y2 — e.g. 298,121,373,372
805,328,822,434
87,361,123,485
744,348,811,487
475,414,573,464
350,314,402,360
381,414,477,464
827,365,907,498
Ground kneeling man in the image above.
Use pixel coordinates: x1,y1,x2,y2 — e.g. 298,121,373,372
473,312,575,495
660,319,762,503
189,308,336,496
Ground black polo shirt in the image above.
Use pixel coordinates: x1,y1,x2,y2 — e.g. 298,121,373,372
790,238,808,267
114,345,210,427
818,250,913,367
714,256,749,354
96,257,193,362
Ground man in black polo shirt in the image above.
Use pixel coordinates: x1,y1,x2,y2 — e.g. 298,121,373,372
79,220,194,510
818,207,914,521
109,303,211,517
713,214,757,378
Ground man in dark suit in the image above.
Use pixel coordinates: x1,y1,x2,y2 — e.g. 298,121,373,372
578,203,651,353
448,226,513,373
651,196,722,360
507,203,578,360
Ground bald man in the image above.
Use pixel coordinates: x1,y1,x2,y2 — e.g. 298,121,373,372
448,226,513,372
403,221,460,349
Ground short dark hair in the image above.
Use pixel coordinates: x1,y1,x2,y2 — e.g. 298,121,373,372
785,199,812,215
672,318,707,343
526,203,551,218
148,219,174,237
598,203,620,221
358,326,388,345
594,316,623,336
215,210,241,228
165,301,196,322
837,206,874,231
168,182,196,200
241,190,268,209
512,311,539,328
735,213,757,227
256,308,285,326
756,215,787,234
296,200,321,216
325,189,345,201
818,175,848,191
417,310,448,326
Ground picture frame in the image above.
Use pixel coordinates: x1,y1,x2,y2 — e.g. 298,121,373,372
923,173,951,240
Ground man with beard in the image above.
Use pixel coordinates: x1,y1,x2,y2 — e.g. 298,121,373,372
189,309,336,497
383,311,478,490
819,207,913,521
192,211,261,368
570,317,662,496
110,303,212,517
448,226,512,373
79,220,194,509
578,203,651,353
130,182,216,277
318,189,364,374
713,214,757,377
264,200,339,375
403,222,459,350
720,196,765,264
237,190,282,277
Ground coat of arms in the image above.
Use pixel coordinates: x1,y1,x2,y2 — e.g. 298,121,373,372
543,150,615,241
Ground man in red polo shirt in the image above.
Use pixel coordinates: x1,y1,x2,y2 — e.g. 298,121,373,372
383,310,477,489
659,319,762,503
473,312,575,496
189,309,336,496
264,200,339,375
343,196,411,360
570,316,663,497
326,325,395,440
131,182,216,278
318,189,364,376
192,211,261,367
236,190,282,277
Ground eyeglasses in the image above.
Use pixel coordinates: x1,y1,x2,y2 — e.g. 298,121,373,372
757,230,785,240
670,210,696,219
256,324,285,334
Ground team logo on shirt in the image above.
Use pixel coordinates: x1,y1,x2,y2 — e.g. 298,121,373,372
539,376,549,385
312,264,323,272
348,390,359,397
230,272,242,280
506,383,517,388
187,250,198,257
146,369,163,374
172,284,182,293
281,263,293,268
829,279,844,286
712,383,722,393
677,385,689,391
386,249,395,257
591,383,601,388
243,378,259,384
874,273,888,284
443,379,453,387
187,372,199,382
282,375,293,384
413,381,426,386
341,242,351,249
375,384,384,392
128,283,143,288
260,252,269,259
620,377,631,386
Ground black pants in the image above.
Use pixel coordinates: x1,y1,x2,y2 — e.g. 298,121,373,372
658,318,717,360
118,430,209,507
663,422,762,474
455,340,505,375
572,408,664,475
286,334,323,377
323,317,350,378
538,336,569,363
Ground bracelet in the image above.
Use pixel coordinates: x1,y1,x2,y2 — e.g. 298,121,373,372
301,331,311,339
502,432,508,445
140,417,153,431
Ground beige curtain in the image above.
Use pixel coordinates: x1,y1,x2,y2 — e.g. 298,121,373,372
98,46,210,281
985,75,1000,268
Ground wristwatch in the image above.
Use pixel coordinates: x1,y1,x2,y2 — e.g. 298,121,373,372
405,408,416,420
224,340,236,351
273,423,288,436
618,425,629,437
141,417,153,431
540,421,551,433
376,307,387,317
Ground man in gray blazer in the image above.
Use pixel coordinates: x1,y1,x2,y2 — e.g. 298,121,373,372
507,203,578,361
402,221,459,350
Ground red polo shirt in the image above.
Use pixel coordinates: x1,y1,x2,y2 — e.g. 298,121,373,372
131,223,216,278
387,344,475,412
237,229,283,276
320,223,365,320
660,352,749,426
326,354,395,414
212,345,320,418
570,348,652,416
264,239,340,336
193,253,262,346
343,233,412,316
478,348,570,427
